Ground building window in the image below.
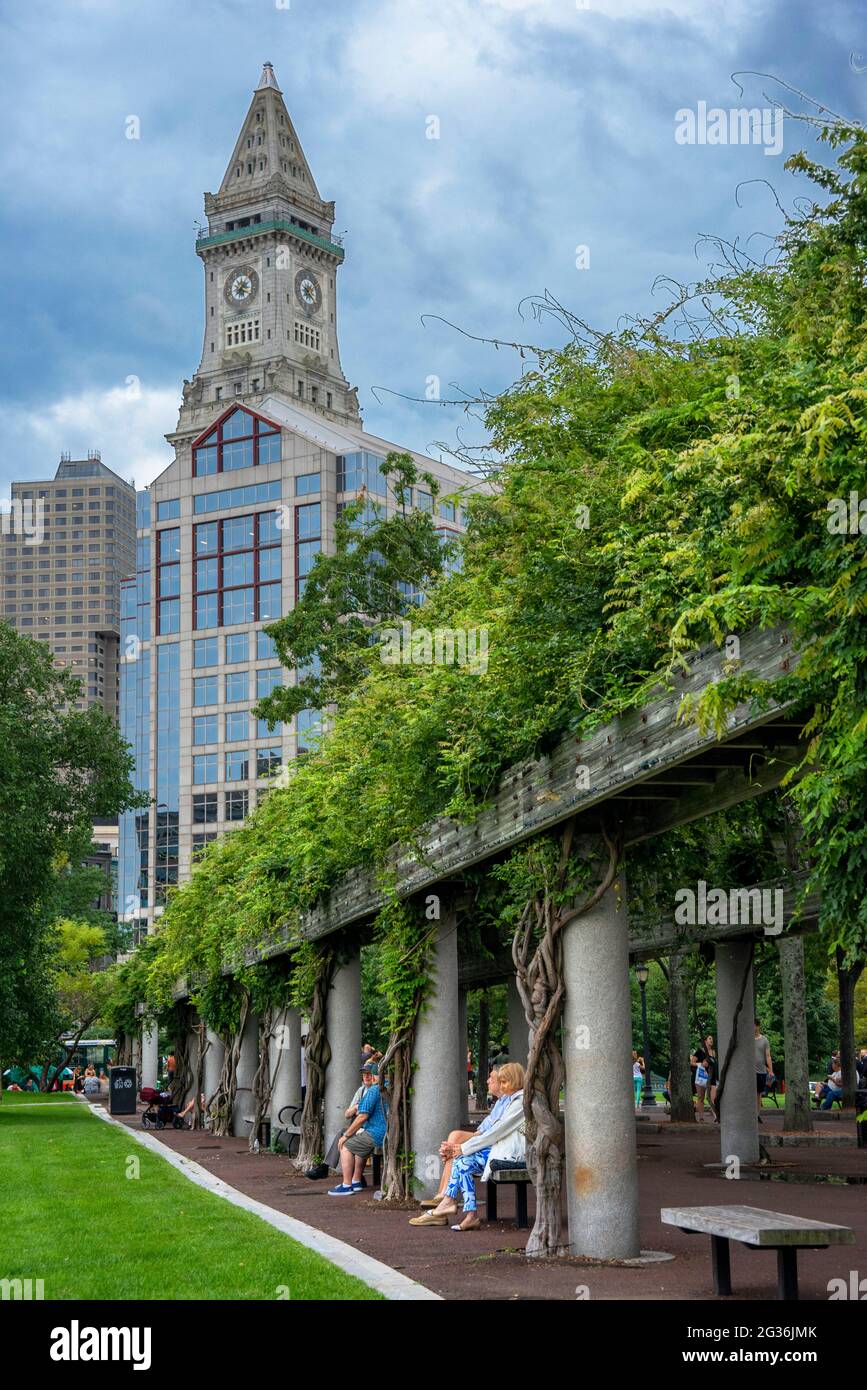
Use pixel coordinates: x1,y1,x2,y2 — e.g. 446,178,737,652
193,407,281,476
157,527,181,634
257,629,277,660
257,746,282,778
193,675,218,706
193,714,218,745
297,707,322,754
225,319,260,348
225,711,248,742
293,321,321,352
225,671,248,703
257,716,282,738
225,789,249,821
193,479,281,516
295,472,320,496
225,750,249,782
256,667,282,700
193,510,281,629
194,636,219,667
225,632,248,664
295,502,321,598
336,451,387,496
156,499,180,521
192,793,218,824
193,753,218,784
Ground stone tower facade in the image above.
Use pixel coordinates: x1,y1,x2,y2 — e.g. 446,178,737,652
175,62,359,446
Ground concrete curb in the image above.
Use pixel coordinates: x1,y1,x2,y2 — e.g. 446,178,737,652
88,1104,441,1302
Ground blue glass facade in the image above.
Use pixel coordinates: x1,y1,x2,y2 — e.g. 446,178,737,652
155,641,180,904
118,490,153,934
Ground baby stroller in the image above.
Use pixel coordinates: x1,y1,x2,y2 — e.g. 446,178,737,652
139,1086,186,1130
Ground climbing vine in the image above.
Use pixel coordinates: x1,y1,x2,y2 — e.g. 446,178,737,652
374,896,437,1201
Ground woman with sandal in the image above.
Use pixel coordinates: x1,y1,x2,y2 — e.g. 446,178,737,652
409,1061,525,1231
413,1061,506,1212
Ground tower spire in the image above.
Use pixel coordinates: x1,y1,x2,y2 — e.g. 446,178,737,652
257,61,281,93
216,63,319,200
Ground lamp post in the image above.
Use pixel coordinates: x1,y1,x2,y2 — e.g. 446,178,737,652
635,963,657,1106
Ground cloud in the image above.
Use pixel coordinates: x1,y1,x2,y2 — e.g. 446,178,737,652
3,384,178,491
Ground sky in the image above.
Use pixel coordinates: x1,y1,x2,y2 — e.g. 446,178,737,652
0,0,864,489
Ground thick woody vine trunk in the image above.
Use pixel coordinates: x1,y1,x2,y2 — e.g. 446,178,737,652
116,1032,133,1068
778,935,813,1132
191,1020,208,1130
248,1007,278,1152
378,992,426,1201
210,991,251,1138
513,819,622,1259
171,1009,193,1108
668,953,694,1122
836,949,864,1109
296,949,335,1169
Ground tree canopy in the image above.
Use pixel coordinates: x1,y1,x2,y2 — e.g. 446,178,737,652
0,624,141,1064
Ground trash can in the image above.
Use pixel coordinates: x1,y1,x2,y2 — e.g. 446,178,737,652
109,1066,137,1116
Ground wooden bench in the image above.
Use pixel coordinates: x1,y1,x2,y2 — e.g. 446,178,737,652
485,1166,530,1229
661,1204,855,1300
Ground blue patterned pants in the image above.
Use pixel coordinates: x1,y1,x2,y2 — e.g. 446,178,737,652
445,1149,490,1212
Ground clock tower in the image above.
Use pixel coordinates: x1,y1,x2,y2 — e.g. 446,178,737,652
182,63,359,427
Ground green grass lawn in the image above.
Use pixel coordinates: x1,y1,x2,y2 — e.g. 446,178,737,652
0,1101,381,1300
1,1090,78,1104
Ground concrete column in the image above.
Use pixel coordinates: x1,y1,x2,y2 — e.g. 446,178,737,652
411,910,462,1198
203,1028,224,1107
269,1006,303,1132
140,1023,159,1090
457,987,470,1126
715,943,759,1165
563,865,640,1259
507,974,529,1067
231,1008,260,1138
323,952,362,1155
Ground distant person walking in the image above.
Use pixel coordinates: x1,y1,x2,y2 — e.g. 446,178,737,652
694,1048,710,1121
632,1051,644,1107
755,1021,773,1121
703,1035,719,1120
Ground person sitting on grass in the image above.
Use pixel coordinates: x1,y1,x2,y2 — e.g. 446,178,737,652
409,1061,526,1231
328,1062,387,1196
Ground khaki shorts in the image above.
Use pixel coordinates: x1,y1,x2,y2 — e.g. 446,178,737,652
344,1130,376,1157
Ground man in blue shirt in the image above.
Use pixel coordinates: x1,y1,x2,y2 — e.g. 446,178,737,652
328,1063,387,1195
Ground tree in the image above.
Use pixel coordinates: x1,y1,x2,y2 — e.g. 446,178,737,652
0,623,140,1071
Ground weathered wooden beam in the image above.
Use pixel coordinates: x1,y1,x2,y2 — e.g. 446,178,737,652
229,626,804,953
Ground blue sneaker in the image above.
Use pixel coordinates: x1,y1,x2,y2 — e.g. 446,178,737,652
327,1183,356,1196
351,1181,364,1192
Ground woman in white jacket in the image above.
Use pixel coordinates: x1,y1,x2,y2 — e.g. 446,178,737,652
410,1061,526,1231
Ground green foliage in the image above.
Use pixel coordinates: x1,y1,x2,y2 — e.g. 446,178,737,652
257,452,448,724
140,122,867,1008
0,623,141,1064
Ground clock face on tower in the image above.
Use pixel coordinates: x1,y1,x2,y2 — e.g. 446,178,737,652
224,266,259,307
295,268,322,315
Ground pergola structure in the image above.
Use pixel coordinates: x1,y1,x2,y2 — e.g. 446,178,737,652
147,625,817,1262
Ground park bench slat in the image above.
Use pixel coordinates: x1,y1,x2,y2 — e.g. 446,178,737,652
490,1168,529,1182
661,1204,855,1247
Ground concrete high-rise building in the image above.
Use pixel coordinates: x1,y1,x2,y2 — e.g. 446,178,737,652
118,65,479,937
1,455,136,718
